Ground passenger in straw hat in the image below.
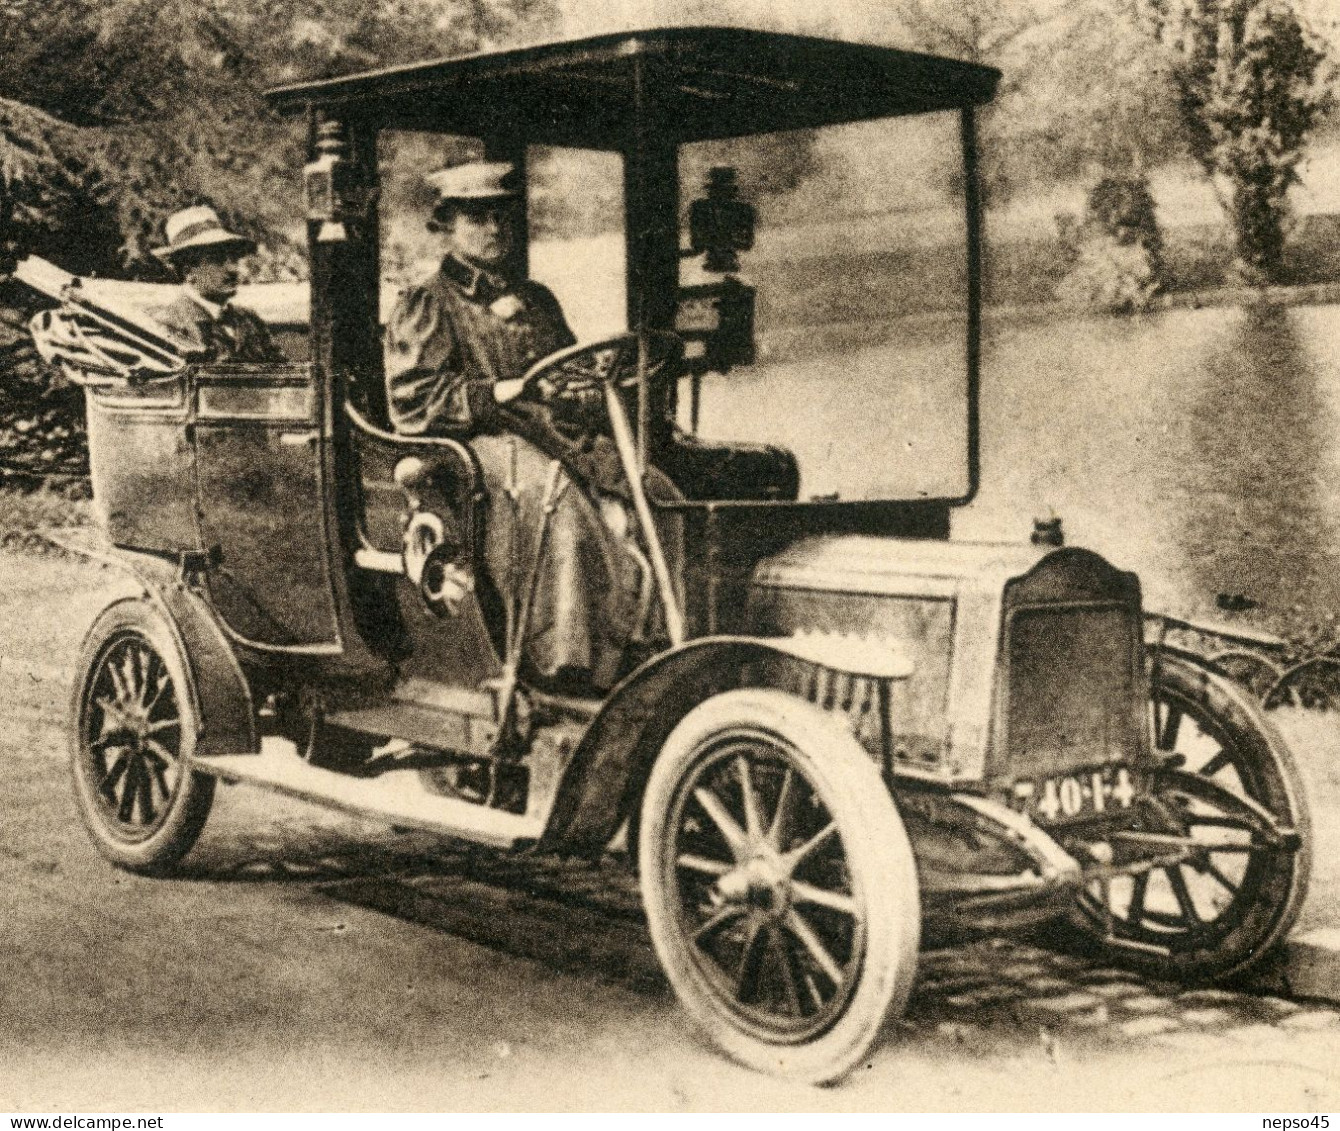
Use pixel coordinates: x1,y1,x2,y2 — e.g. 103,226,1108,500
152,206,281,363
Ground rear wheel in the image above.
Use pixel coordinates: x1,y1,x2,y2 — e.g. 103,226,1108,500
1264,657,1340,712
1208,649,1282,702
70,599,214,873
1071,653,1310,981
638,688,919,1084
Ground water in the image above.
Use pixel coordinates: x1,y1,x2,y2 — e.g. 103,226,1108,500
961,303,1340,637
707,302,1340,639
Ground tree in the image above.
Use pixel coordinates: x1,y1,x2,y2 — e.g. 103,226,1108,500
889,0,1189,204
1008,1,1186,182
893,0,1046,66
0,0,562,275
886,0,1048,203
0,99,129,275
1140,0,1333,282
0,0,563,490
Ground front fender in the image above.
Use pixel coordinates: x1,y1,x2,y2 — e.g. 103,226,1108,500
542,633,912,853
55,530,257,758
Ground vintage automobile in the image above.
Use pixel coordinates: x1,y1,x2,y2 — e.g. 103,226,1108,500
39,28,1310,1083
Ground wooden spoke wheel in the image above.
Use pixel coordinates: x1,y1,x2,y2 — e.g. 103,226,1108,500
70,599,214,873
1208,649,1283,702
638,688,919,1084
1264,657,1340,712
1073,653,1310,982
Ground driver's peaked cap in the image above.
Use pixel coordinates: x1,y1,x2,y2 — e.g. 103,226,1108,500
427,161,521,204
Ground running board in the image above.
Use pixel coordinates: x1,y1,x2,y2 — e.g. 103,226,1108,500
325,701,498,753
196,743,543,849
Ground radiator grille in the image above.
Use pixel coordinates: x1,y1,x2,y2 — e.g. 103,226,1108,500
1004,604,1140,780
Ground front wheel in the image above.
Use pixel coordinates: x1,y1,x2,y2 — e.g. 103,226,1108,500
70,598,215,873
638,688,920,1084
1071,652,1311,982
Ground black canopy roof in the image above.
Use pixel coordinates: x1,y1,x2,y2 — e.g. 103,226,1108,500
266,27,1000,148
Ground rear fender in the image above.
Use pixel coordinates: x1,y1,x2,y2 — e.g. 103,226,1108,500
64,537,258,758
542,633,912,853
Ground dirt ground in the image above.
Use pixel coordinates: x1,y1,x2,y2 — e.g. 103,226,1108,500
2,547,1339,1112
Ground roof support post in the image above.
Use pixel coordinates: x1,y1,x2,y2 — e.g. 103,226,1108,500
624,56,680,338
309,115,383,422
960,104,982,505
305,113,393,672
624,55,679,468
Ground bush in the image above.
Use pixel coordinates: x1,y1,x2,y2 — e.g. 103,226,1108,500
1142,0,1332,285
1055,237,1162,313
1087,175,1164,270
1056,173,1167,313
0,280,88,487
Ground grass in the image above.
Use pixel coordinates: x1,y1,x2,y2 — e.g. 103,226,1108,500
744,214,1340,365
763,215,1340,323
0,483,89,538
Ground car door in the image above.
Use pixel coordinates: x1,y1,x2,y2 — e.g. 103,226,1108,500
85,373,201,553
192,362,341,648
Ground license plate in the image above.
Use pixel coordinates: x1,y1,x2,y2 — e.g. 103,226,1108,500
1010,765,1139,824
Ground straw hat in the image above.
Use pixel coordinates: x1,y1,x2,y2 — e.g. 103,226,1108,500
153,206,255,262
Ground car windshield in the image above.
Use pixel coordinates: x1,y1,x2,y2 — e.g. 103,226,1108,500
675,113,971,503
378,112,972,503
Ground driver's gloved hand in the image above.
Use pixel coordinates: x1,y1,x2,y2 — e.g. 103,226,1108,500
532,372,600,407
466,378,502,425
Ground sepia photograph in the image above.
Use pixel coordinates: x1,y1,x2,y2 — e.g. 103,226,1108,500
1,0,1339,1114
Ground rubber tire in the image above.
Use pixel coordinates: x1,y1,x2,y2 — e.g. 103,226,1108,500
70,598,215,874
1070,652,1311,982
638,688,920,1085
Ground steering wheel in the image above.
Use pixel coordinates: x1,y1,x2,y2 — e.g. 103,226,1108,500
495,331,683,408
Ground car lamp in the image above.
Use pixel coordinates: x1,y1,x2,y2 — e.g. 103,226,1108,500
688,167,755,274
680,167,757,374
303,121,357,244
676,276,756,374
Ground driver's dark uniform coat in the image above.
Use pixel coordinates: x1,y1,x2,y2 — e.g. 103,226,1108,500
384,254,647,689
385,255,574,433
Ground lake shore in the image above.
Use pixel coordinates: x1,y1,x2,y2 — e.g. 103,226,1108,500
760,278,1340,364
